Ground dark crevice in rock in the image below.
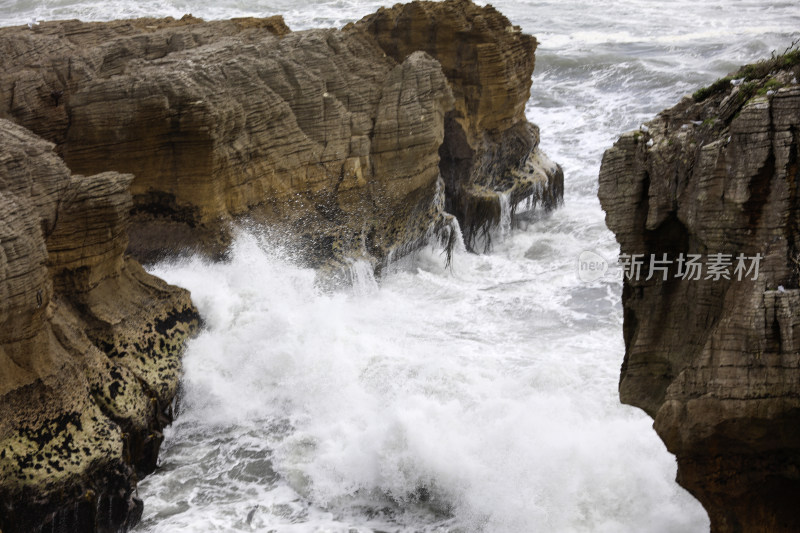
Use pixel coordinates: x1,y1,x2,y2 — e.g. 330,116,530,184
744,149,775,229
785,127,800,289
644,213,690,261
438,111,474,220
131,191,199,228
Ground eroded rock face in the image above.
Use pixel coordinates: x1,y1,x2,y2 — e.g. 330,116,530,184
0,2,561,530
356,0,564,250
599,57,800,532
0,0,561,265
0,119,200,532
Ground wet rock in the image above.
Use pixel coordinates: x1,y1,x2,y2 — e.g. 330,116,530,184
599,52,800,532
0,119,199,532
355,0,564,250
0,0,561,266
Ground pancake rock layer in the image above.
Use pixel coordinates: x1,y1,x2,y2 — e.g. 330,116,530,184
0,0,562,266
599,54,800,532
0,119,200,532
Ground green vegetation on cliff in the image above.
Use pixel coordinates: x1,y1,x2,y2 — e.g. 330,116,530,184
692,41,800,102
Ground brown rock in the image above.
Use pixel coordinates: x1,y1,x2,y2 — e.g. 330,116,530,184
0,3,563,529
0,119,200,532
0,15,453,266
599,54,800,532
0,0,561,266
354,0,564,250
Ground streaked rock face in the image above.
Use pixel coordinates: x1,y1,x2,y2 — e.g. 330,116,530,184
599,56,800,532
0,14,454,265
0,0,561,265
0,2,562,530
0,119,200,532
357,0,563,250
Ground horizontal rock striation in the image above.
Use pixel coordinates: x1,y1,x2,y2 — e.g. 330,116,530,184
356,0,564,251
0,2,561,530
0,0,561,266
0,119,200,532
0,14,453,267
599,53,800,532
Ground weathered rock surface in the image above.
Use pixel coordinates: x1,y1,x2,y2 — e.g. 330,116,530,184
0,0,561,266
0,2,561,530
599,54,800,532
356,0,564,250
0,119,200,532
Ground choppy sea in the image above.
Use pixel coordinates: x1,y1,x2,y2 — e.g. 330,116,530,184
3,1,798,531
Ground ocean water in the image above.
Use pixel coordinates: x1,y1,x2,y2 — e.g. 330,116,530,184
3,1,799,531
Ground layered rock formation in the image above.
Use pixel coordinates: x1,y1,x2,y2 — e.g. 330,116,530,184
355,0,564,250
0,119,200,532
599,53,800,532
0,2,561,530
0,0,561,266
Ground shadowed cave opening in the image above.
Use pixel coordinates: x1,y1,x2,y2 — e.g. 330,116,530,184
437,111,505,253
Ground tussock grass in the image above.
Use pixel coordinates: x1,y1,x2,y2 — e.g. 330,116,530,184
692,39,800,102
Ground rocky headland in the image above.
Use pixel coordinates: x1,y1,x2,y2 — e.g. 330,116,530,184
0,0,561,268
599,51,800,532
0,1,561,531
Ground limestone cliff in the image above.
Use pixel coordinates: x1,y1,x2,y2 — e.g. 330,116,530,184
0,0,561,266
355,0,564,250
0,119,200,532
0,2,561,530
599,52,800,532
